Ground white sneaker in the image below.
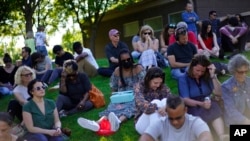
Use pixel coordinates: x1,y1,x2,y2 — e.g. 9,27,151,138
77,117,100,132
108,112,120,131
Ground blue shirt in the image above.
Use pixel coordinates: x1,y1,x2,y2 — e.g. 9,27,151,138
182,11,199,33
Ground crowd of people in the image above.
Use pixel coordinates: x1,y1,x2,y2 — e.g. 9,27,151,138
0,1,250,141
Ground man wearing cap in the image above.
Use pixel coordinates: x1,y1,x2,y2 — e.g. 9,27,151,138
167,22,197,80
97,29,129,77
169,21,198,49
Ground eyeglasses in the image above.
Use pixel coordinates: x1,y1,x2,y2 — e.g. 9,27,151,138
168,114,184,121
213,14,217,16
21,73,33,77
33,86,46,91
143,32,151,35
113,34,120,37
236,70,249,75
121,58,131,63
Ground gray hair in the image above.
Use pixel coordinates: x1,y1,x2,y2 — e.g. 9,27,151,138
228,54,250,74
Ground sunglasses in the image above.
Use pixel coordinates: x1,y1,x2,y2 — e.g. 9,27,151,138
213,14,217,16
121,58,131,63
176,27,187,35
33,86,46,91
67,74,77,78
143,32,151,35
169,24,176,28
21,73,33,77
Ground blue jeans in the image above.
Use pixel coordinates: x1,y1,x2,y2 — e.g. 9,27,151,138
97,67,115,77
47,68,62,85
0,87,12,95
24,133,63,141
131,51,141,59
36,46,48,56
56,94,94,115
171,67,188,80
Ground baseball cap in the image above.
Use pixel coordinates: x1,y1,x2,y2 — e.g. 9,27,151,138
176,21,188,30
109,29,119,37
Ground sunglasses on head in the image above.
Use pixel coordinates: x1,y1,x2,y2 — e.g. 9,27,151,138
33,86,46,91
176,27,187,35
169,24,176,28
143,32,151,35
21,73,32,77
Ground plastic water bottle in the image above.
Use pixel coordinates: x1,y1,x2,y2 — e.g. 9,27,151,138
204,96,210,102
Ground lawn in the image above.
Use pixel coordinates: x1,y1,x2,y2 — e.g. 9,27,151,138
0,51,250,141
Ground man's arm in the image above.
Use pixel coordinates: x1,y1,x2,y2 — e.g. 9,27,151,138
168,55,190,68
198,131,214,141
139,133,155,141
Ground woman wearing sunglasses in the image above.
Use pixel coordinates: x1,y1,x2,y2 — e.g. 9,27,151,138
7,66,36,123
136,25,158,69
134,67,172,134
56,59,94,117
22,79,63,141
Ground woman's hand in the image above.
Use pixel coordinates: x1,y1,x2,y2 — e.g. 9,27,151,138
61,70,67,78
47,129,61,136
207,64,216,78
202,101,211,109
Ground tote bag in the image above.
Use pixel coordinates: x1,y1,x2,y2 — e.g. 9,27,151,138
89,84,106,108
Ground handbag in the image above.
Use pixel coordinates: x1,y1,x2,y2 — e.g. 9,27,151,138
110,90,134,104
89,84,106,108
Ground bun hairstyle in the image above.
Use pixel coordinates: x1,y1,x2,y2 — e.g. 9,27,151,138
63,59,78,74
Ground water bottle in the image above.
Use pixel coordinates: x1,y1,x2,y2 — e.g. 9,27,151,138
204,96,210,102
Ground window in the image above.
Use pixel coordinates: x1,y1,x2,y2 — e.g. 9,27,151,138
123,21,139,37
144,16,163,32
168,11,182,25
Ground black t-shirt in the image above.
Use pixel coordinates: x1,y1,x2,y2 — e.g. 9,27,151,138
60,72,91,103
55,52,74,67
167,42,197,67
0,66,18,85
105,41,129,69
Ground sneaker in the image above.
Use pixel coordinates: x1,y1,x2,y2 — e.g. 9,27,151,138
48,84,60,92
108,112,120,132
77,117,100,132
59,110,67,118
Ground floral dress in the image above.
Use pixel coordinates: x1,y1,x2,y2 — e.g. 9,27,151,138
99,70,145,118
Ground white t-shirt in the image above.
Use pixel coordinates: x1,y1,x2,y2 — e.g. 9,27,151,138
13,85,30,100
35,32,46,46
74,47,99,69
144,114,210,141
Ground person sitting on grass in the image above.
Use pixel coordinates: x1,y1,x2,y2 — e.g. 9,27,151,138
7,66,36,123
139,95,213,141
0,112,18,141
56,59,94,117
77,49,145,133
134,67,172,135
22,79,63,141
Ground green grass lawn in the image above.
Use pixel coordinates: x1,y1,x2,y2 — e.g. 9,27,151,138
1,51,250,140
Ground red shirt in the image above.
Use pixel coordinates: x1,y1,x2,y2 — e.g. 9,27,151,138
198,37,213,50
169,31,198,46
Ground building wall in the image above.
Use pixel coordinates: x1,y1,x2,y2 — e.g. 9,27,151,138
94,0,186,58
93,0,250,58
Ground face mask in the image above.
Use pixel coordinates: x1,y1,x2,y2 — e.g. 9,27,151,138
122,61,133,69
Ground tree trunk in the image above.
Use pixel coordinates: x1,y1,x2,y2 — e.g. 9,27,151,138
89,26,97,57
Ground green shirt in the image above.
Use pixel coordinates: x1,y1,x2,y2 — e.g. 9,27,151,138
23,98,56,129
